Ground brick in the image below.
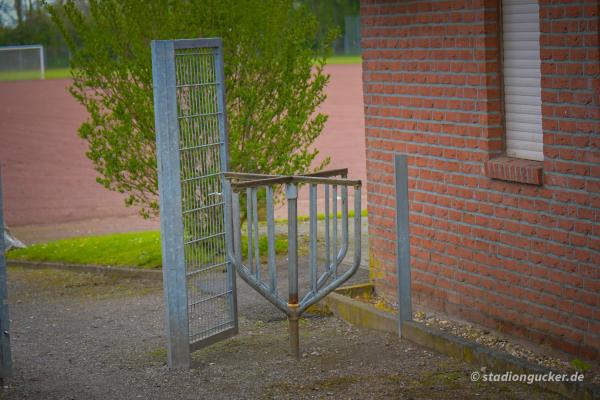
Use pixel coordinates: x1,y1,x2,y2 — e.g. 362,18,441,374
362,0,599,361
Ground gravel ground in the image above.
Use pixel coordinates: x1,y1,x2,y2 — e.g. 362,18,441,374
1,265,562,400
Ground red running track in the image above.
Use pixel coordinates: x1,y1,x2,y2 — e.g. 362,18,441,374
0,64,365,231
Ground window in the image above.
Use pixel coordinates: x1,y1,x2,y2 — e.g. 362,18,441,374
502,0,543,161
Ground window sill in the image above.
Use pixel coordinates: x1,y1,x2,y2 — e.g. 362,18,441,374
484,156,543,186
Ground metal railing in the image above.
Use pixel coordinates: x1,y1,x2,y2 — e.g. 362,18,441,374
225,169,361,357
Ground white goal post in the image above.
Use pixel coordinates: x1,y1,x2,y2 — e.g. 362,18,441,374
0,44,45,80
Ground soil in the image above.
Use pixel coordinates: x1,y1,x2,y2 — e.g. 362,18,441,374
2,266,561,399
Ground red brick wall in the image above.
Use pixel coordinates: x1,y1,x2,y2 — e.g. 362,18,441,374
361,0,599,360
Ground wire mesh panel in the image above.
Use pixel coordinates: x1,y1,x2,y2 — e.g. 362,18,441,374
152,38,237,369
175,45,236,344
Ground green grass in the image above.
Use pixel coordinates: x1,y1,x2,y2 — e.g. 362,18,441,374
241,233,288,257
278,209,368,224
7,231,163,269
45,68,72,79
0,67,71,81
0,56,360,82
7,230,290,269
326,55,362,65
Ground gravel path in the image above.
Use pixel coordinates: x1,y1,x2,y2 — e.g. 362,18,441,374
2,266,560,400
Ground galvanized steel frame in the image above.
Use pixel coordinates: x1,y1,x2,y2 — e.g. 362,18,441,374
226,171,362,356
394,154,412,336
0,168,12,381
152,38,237,369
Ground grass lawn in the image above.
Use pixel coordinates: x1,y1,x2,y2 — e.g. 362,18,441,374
45,68,72,79
7,231,163,269
279,209,368,224
7,230,290,269
0,67,71,81
0,56,360,82
326,55,362,65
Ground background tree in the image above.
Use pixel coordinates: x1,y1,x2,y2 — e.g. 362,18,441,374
0,2,15,26
298,0,360,54
48,0,334,218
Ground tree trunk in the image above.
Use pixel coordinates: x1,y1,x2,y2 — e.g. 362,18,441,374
14,0,23,25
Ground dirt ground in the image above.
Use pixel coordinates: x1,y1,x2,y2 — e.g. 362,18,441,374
2,266,561,400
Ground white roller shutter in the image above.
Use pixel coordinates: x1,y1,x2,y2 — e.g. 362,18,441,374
502,0,544,161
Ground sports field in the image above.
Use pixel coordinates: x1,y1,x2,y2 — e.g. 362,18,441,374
0,67,71,81
0,63,365,229
0,56,360,81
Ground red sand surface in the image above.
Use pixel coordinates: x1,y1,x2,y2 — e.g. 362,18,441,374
0,64,365,239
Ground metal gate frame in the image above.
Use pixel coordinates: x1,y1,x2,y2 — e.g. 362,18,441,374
0,167,12,382
152,38,237,369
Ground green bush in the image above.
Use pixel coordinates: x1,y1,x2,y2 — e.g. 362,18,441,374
49,0,334,217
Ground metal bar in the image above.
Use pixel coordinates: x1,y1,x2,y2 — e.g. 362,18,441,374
288,317,299,359
0,167,12,381
298,186,362,313
395,154,412,336
182,201,224,215
216,41,238,336
335,186,349,265
179,141,223,152
333,185,338,277
305,168,348,178
39,46,45,80
224,168,348,181
340,185,349,260
183,231,224,245
185,261,229,277
181,171,220,183
287,184,298,304
232,259,290,314
0,44,44,50
172,37,222,49
309,184,318,293
324,185,330,272
190,320,236,340
280,176,361,187
152,39,190,369
177,111,222,120
176,82,221,89
313,184,350,292
246,188,253,274
228,167,365,356
266,186,277,293
175,51,218,58
189,323,236,351
231,176,293,190
188,290,233,307
230,175,360,190
354,186,362,270
252,188,260,280
286,184,300,358
232,192,242,266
